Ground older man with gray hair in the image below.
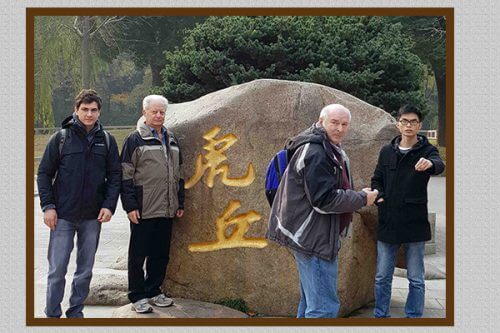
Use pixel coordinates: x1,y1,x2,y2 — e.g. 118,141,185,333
120,95,185,313
267,104,378,318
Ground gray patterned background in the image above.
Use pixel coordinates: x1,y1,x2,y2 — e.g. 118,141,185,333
1,0,498,332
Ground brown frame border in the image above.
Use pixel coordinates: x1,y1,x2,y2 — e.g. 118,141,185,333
26,7,454,326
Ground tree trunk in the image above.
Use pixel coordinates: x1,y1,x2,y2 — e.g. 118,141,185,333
151,63,163,87
80,16,92,88
434,67,446,147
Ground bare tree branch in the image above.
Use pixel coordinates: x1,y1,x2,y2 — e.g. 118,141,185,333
89,16,126,38
72,16,83,36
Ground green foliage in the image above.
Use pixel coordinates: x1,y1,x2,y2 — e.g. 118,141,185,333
214,298,250,313
119,16,205,86
34,16,81,127
394,16,446,146
35,16,129,127
95,53,151,126
394,16,445,71
160,16,428,116
48,53,151,126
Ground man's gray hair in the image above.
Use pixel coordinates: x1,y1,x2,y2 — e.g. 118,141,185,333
319,104,351,122
143,95,168,111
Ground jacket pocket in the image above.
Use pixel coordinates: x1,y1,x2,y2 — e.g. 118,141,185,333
60,146,83,173
91,145,108,175
403,197,428,224
377,199,387,221
404,197,428,204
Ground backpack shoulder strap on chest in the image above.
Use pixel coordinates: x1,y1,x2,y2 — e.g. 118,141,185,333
58,128,67,157
103,130,110,151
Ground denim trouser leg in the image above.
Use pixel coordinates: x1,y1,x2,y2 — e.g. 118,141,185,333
293,250,340,318
65,219,101,318
45,219,76,318
296,279,307,318
404,242,426,318
374,241,399,318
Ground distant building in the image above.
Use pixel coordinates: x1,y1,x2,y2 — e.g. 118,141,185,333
419,129,437,140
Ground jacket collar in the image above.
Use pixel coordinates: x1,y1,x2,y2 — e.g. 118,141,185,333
61,113,102,138
391,134,429,152
137,120,168,140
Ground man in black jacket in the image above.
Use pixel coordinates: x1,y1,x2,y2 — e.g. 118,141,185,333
267,104,378,318
37,89,121,318
371,104,445,318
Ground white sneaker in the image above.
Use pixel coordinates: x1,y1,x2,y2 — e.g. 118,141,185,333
132,298,153,313
151,294,174,307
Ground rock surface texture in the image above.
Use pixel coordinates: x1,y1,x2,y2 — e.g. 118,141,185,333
155,79,398,317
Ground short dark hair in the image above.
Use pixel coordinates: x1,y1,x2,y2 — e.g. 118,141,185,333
397,104,423,122
74,89,102,110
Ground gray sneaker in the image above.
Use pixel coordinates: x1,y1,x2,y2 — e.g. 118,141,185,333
132,298,153,313
151,293,174,307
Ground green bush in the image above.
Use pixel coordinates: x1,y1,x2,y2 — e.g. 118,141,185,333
214,298,250,313
161,16,428,117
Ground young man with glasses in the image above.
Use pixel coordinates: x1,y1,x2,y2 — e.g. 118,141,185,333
370,104,445,318
37,89,122,318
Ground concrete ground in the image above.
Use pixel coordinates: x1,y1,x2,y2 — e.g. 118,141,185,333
33,176,446,318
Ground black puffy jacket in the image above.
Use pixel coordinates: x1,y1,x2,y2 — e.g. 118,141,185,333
371,135,445,244
37,115,122,220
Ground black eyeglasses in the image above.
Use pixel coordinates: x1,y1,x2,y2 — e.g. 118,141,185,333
399,119,420,126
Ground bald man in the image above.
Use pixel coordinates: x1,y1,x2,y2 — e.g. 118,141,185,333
267,104,378,318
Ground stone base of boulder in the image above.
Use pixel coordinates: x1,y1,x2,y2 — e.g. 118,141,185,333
112,298,248,318
84,272,128,306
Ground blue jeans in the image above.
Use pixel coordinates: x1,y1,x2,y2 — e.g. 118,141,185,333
45,218,101,318
374,240,426,318
293,250,340,318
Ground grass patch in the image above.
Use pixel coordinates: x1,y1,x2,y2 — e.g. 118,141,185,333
214,298,250,313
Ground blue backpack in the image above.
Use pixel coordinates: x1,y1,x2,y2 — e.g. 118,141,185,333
264,149,290,206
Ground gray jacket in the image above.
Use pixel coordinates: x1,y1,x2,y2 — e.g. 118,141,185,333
120,121,184,219
266,125,367,261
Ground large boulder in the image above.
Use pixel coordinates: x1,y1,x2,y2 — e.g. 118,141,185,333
154,79,397,317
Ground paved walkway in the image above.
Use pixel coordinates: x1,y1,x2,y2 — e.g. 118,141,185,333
33,177,446,318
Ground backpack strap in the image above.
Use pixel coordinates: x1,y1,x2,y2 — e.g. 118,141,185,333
60,128,110,157
273,154,281,183
103,130,111,153
52,128,67,184
58,128,67,157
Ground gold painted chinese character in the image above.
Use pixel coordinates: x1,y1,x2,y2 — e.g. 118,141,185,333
189,200,268,252
185,126,255,189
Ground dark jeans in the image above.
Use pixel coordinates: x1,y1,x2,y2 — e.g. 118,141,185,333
128,217,173,303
